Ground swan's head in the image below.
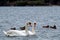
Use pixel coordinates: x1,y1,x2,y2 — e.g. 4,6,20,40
27,22,32,27
34,23,36,27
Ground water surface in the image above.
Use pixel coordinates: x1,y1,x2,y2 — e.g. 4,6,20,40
0,6,60,40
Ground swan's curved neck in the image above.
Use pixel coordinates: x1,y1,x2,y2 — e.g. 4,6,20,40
32,25,35,33
25,24,28,33
32,23,36,33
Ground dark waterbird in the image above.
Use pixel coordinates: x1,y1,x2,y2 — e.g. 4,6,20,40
42,25,57,29
42,25,49,28
10,27,16,30
50,25,57,29
20,26,25,30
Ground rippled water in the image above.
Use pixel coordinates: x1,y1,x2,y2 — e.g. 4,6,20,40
0,6,60,40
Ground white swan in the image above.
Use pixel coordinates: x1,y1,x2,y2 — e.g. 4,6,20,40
28,22,36,35
3,24,29,36
3,22,36,36
3,30,28,36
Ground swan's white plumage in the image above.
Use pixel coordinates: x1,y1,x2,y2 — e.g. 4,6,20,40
3,30,35,36
3,30,28,36
3,22,36,36
28,31,35,35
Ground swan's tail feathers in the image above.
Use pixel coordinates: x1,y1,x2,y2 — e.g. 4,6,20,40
3,31,7,35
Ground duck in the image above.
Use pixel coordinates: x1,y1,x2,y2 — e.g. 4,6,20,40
42,25,49,28
50,25,57,29
20,26,25,30
10,27,16,30
3,22,36,36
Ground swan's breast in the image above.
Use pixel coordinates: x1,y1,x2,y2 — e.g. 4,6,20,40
28,31,35,35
